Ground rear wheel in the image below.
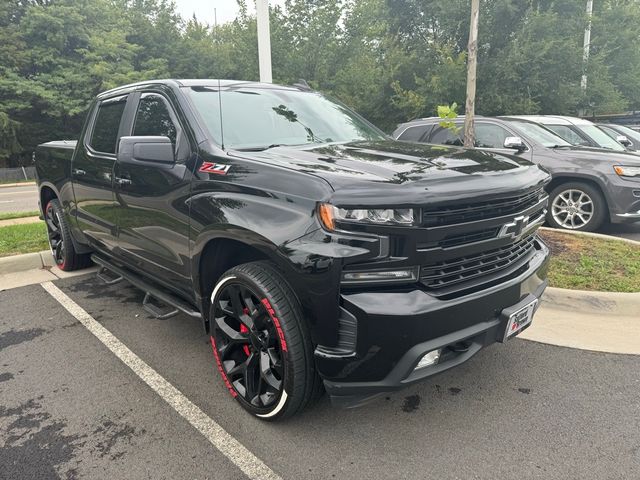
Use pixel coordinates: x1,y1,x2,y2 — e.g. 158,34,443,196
209,261,322,420
546,182,607,232
44,199,92,271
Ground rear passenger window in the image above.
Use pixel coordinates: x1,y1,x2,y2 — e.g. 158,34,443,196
133,94,177,146
398,125,430,142
90,98,127,154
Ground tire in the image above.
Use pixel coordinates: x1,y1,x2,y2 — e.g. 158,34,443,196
208,261,322,421
546,182,607,232
44,199,92,271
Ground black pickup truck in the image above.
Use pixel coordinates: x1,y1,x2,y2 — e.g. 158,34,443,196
35,79,550,420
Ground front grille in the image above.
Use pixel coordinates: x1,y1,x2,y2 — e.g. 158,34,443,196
437,227,499,248
423,188,544,227
421,234,537,290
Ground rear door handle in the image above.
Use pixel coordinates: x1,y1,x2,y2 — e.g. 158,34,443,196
73,168,86,176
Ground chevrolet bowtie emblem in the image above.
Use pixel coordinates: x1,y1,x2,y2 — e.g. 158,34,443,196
498,215,530,239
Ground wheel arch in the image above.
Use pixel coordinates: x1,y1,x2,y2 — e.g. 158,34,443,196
193,230,294,332
39,182,60,215
546,175,610,211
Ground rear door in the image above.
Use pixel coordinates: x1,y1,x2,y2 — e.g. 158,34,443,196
112,90,195,297
72,95,128,253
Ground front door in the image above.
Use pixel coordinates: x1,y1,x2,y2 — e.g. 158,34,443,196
72,95,128,254
113,91,194,297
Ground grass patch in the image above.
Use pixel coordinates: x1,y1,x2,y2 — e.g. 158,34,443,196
539,229,640,292
0,210,40,221
0,221,49,257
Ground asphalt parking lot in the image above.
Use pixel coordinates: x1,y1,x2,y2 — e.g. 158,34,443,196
1,273,639,479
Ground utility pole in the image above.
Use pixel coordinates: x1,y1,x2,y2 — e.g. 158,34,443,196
579,0,594,116
256,0,273,83
464,0,480,148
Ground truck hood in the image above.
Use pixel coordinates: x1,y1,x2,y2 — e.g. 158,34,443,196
230,140,549,206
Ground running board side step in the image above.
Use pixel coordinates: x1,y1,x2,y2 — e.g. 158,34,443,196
97,266,123,285
91,254,202,320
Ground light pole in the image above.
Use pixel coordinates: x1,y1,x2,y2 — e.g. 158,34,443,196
581,0,594,94
256,0,273,83
463,0,480,148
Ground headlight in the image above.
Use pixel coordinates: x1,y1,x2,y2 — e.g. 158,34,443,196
614,165,640,178
318,203,416,230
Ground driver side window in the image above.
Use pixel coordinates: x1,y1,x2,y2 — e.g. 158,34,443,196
474,123,512,149
133,93,178,147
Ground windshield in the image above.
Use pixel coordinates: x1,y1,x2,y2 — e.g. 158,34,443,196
186,86,386,150
508,121,572,148
578,125,626,151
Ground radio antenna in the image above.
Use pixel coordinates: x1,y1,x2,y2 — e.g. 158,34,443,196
217,82,225,150
214,8,225,149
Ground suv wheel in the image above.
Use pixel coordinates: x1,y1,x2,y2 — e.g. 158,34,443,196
546,182,607,232
44,199,92,271
208,261,322,420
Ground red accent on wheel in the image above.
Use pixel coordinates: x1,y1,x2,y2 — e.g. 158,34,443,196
239,323,251,356
210,336,237,397
261,298,288,352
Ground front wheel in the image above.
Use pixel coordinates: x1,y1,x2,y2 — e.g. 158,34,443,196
208,261,322,420
546,182,607,232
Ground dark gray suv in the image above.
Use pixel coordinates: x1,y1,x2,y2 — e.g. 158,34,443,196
393,116,640,231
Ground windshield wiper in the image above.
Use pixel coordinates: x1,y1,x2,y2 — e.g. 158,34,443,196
549,144,572,149
235,144,293,152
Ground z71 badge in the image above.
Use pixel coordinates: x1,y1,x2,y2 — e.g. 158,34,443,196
199,162,231,175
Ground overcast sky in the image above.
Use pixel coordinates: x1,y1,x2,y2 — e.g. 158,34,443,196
174,0,286,25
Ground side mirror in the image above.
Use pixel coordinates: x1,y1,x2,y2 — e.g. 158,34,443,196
117,136,175,165
503,136,527,151
616,135,632,148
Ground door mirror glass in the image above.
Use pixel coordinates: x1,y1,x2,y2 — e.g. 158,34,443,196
616,135,632,147
117,136,175,165
503,136,527,151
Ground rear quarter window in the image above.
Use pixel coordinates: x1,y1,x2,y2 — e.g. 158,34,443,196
90,98,127,154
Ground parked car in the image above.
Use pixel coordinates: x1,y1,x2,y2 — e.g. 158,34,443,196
35,80,551,420
597,123,640,151
393,116,640,231
508,115,633,152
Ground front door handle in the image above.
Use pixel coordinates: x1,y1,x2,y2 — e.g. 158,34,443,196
115,177,132,187
73,168,86,176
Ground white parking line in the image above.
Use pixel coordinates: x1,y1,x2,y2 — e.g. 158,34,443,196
41,281,282,480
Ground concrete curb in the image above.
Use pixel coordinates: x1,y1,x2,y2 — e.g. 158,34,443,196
541,286,640,317
539,226,640,247
0,250,97,291
0,250,52,274
0,181,36,188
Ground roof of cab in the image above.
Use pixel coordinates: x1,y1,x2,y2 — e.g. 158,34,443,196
97,79,302,99
507,115,594,126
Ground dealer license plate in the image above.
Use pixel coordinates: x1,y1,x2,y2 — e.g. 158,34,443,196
503,299,538,341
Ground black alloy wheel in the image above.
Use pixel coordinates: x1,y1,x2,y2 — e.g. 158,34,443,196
212,282,285,411
209,261,323,420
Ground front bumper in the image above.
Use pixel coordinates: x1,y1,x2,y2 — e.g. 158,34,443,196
606,174,640,223
317,238,550,408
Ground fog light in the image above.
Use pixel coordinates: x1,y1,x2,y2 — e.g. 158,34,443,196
415,349,441,369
